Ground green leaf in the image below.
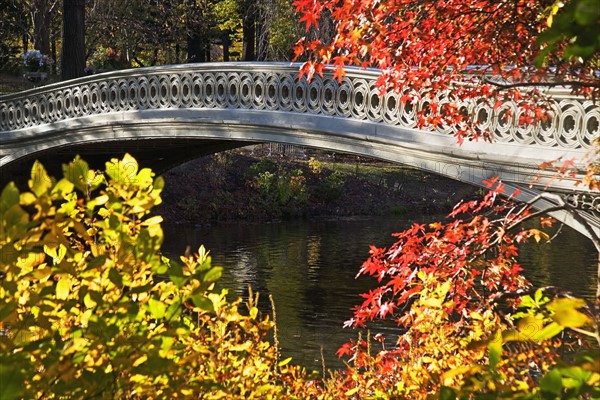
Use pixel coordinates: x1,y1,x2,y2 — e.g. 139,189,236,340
191,294,214,312
201,266,223,284
575,0,600,25
0,182,20,212
488,331,502,370
438,386,457,400
86,256,107,270
165,300,182,320
540,368,564,394
3,204,29,232
0,303,17,322
0,361,24,400
29,160,52,197
168,259,186,288
148,299,166,319
534,288,544,303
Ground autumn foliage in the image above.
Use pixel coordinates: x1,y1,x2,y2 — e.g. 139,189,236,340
291,0,600,398
323,182,599,398
293,0,600,142
0,155,318,399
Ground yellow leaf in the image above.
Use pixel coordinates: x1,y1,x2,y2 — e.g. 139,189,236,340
529,229,549,243
29,160,52,196
547,297,586,312
442,366,473,384
517,315,544,340
132,355,147,367
422,297,442,308
20,192,37,205
56,278,71,300
552,308,591,328
83,293,97,308
141,215,163,226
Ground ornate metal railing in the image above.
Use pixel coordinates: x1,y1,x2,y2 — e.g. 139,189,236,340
0,62,597,150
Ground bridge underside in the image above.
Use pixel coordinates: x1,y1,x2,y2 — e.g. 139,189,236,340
0,138,251,187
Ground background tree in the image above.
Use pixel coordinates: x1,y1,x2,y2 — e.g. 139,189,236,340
0,0,28,71
61,0,85,80
0,0,59,74
31,0,52,56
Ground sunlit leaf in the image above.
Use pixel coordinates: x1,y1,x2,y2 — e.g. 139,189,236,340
532,322,564,342
56,278,71,300
278,357,292,367
29,161,52,197
552,308,591,328
148,299,166,319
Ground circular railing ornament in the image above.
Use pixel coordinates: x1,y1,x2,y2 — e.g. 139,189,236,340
0,64,595,151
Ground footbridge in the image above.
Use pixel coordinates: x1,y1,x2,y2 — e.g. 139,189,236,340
0,62,598,237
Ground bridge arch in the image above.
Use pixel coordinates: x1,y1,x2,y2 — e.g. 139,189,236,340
0,63,598,238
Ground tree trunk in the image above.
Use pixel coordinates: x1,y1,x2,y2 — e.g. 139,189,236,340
51,38,57,74
61,0,85,80
187,35,207,63
32,0,51,56
242,0,255,61
222,32,230,62
256,0,271,61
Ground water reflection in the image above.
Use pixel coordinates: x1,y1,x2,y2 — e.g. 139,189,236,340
162,217,596,370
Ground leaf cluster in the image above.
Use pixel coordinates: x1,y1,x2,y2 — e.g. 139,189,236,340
319,185,599,399
0,154,313,399
292,0,600,142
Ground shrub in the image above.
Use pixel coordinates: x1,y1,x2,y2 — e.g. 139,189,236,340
247,157,278,178
315,170,345,202
308,157,323,174
0,154,313,399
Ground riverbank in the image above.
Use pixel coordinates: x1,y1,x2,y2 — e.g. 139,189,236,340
156,147,481,225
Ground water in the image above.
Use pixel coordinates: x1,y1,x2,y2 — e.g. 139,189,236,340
162,216,597,371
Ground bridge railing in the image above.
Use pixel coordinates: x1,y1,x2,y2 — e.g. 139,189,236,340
0,62,597,150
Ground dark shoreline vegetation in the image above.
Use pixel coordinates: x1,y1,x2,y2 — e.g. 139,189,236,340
157,146,482,225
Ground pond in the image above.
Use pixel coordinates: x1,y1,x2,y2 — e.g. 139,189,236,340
162,215,596,371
